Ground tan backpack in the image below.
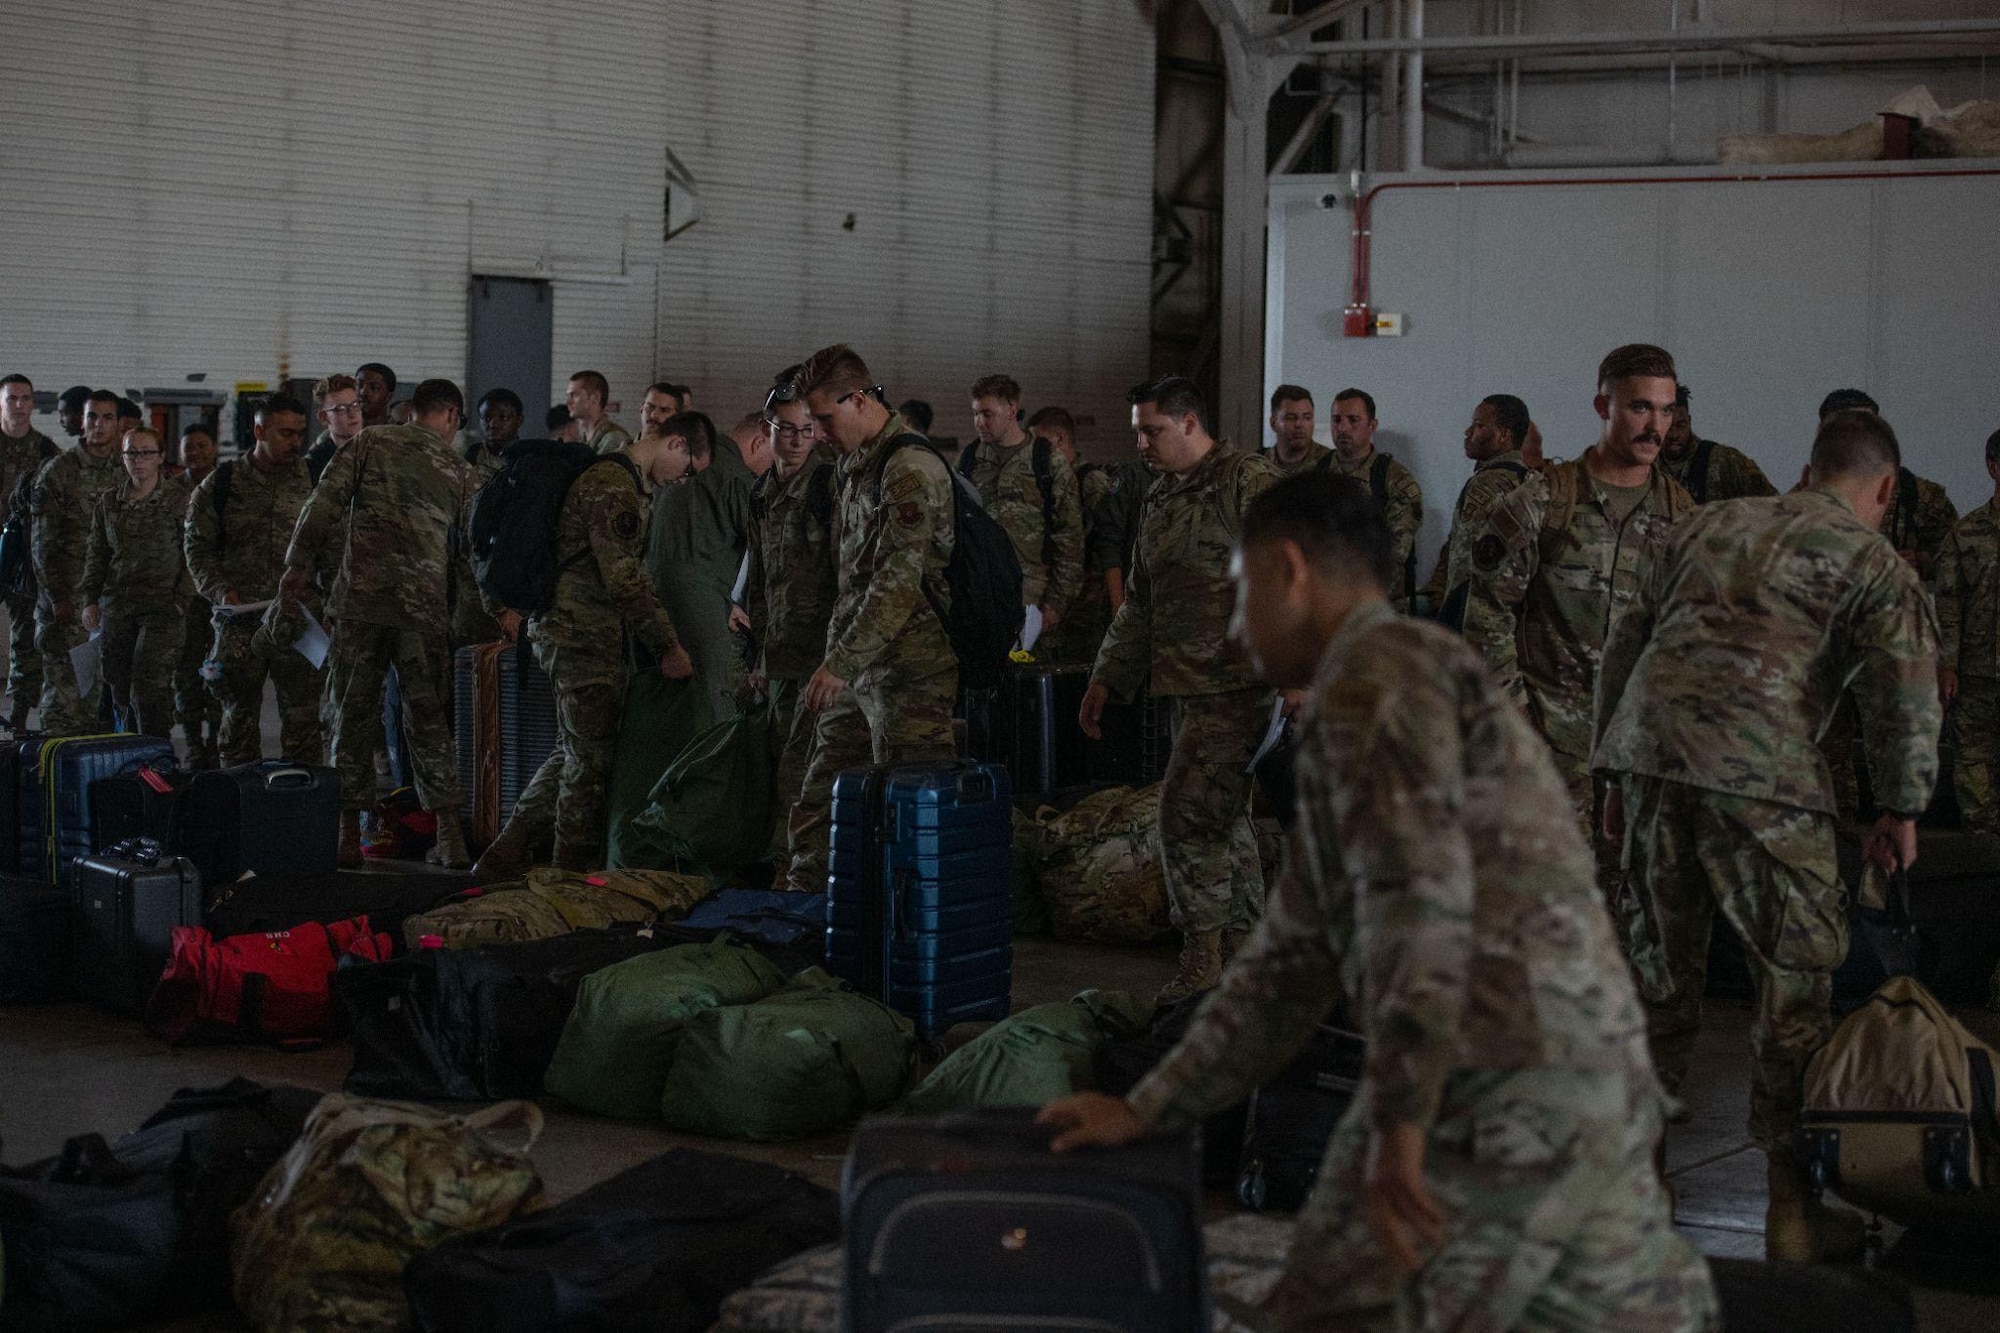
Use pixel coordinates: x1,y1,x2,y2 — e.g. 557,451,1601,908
1799,975,2000,1224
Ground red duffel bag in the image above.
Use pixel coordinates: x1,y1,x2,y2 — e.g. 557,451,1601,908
144,915,393,1045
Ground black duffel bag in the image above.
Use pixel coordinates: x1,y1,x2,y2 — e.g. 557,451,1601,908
405,1147,839,1333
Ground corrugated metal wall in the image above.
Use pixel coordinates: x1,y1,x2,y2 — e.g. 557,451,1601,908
0,0,1154,451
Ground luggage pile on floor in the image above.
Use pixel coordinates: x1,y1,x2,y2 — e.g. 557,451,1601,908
899,988,1152,1114
399,865,710,949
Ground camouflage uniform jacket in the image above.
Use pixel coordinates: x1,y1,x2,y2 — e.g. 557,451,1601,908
532,447,678,658
585,416,633,456
463,437,508,488
1258,442,1332,476
1129,601,1655,1134
1594,488,1941,817
1086,458,1151,576
1938,499,2000,677
1883,466,1958,585
283,423,478,631
745,445,838,681
1326,446,1423,601
0,426,57,511
29,445,123,611
960,435,1085,619
822,412,956,684
1441,447,1535,598
1461,451,1692,767
1658,437,1777,504
1091,441,1279,699
185,455,316,606
82,475,194,615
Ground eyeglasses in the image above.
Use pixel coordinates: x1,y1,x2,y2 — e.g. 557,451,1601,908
324,402,362,415
764,382,799,413
765,420,813,445
122,449,162,460
835,386,884,407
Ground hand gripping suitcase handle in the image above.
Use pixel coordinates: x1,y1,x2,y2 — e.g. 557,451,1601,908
261,766,317,791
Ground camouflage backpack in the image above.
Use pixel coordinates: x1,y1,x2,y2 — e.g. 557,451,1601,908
230,1095,544,1333
401,867,711,950
1034,785,1171,944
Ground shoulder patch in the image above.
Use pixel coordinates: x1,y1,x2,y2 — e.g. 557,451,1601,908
1472,532,1507,572
895,500,924,529
611,508,641,541
884,472,924,503
1320,678,1384,728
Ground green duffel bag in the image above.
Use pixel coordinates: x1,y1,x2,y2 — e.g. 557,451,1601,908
661,968,917,1142
604,672,717,870
900,989,1152,1115
631,705,776,873
543,939,790,1119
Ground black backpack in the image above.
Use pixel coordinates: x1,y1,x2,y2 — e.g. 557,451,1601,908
958,435,1058,570
0,437,59,600
469,438,641,616
875,434,1024,690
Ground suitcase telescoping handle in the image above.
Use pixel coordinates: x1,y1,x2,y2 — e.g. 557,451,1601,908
260,766,317,791
955,768,994,804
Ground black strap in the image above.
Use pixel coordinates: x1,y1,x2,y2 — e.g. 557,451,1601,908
1687,438,1715,505
1968,1046,2000,1146
1368,451,1392,506
1030,436,1057,572
1894,467,1919,550
211,460,235,556
955,441,979,477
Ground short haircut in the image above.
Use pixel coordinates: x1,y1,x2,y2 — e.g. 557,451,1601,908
356,362,397,391
793,344,874,401
116,397,143,421
87,389,121,409
568,370,610,405
477,387,523,415
1127,373,1206,428
1811,408,1900,480
58,385,91,408
661,410,716,460
315,373,357,402
1331,387,1376,420
898,399,934,433
1239,472,1394,591
180,420,216,440
409,378,464,416
1480,393,1531,448
646,381,684,404
0,374,30,391
1818,388,1879,420
1270,384,1313,412
1027,405,1074,436
1596,343,1677,391
545,404,571,431
970,374,1021,404
1986,428,2000,466
259,392,308,422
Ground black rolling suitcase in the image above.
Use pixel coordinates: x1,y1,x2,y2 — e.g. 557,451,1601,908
842,1107,1207,1332
0,872,71,1003
1236,1022,1366,1212
90,761,190,853
182,759,340,884
1093,993,1250,1189
0,731,39,873
73,845,202,1016
20,733,175,888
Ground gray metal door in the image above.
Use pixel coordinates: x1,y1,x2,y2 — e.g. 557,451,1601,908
467,277,553,436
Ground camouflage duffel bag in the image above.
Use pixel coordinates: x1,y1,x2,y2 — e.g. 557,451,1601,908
402,866,711,950
1034,784,1172,944
230,1094,545,1333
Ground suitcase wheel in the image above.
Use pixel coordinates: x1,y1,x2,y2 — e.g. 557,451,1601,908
1236,1160,1268,1212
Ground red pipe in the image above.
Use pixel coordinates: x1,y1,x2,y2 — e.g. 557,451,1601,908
1344,165,2000,336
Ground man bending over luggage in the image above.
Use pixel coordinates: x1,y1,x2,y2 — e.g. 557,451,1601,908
1041,472,1715,1332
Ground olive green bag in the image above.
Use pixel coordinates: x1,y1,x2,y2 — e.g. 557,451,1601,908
660,968,917,1142
630,705,777,874
603,672,717,870
543,938,790,1119
900,989,1152,1115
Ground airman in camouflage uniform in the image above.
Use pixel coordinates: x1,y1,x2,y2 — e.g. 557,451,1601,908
480,441,688,874
1084,376,1278,1002
1043,472,1716,1330
1594,409,1939,1261
169,426,224,767
1433,394,1537,625
1327,388,1423,607
81,435,192,739
469,387,524,488
1462,346,1693,891
782,346,958,894
1659,388,1777,504
30,390,125,734
740,401,838,862
960,376,1085,655
283,380,482,868
0,374,58,731
1028,406,1120,663
185,394,324,767
1936,439,2000,832
566,370,631,457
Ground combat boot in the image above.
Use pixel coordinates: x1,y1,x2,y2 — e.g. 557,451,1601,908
1155,929,1223,1007
471,823,533,881
1765,1153,1865,1263
337,809,364,868
428,809,472,870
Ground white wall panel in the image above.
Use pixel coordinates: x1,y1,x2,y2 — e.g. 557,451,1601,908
0,1,1152,452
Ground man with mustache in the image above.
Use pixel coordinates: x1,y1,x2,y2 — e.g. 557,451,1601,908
1461,344,1694,902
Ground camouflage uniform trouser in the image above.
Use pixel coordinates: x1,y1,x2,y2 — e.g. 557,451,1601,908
1267,1068,1717,1331
1160,686,1269,935
498,637,624,870
174,597,222,762
1953,674,1999,834
34,611,103,736
1618,772,1843,1153
783,662,958,893
5,593,40,713
765,676,816,862
324,621,457,815
211,616,325,766
101,610,186,739
1557,754,1625,919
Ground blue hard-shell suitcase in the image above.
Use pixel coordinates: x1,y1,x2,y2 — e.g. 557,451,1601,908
23,734,176,890
825,760,1012,1044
